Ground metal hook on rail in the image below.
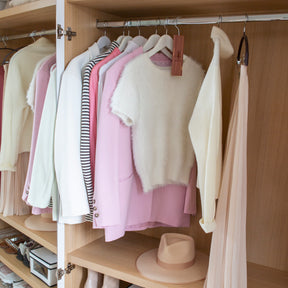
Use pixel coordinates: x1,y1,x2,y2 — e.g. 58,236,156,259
163,19,168,35
1,36,7,47
243,14,248,34
174,18,180,35
137,20,141,36
30,30,37,42
218,15,222,27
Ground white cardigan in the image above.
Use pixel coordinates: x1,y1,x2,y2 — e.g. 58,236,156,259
189,26,234,233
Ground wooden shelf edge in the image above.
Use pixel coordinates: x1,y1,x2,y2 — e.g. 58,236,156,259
0,0,56,18
0,248,53,288
0,214,57,254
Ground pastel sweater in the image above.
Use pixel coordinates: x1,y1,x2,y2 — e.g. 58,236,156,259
111,54,204,192
0,38,55,171
189,26,234,233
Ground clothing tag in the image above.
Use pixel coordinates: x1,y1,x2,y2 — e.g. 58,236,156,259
171,35,184,76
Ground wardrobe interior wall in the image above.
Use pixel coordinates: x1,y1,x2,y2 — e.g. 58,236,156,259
63,3,288,282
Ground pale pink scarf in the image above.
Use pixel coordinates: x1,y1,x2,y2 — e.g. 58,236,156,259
205,64,248,288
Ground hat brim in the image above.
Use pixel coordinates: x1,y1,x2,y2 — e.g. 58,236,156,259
24,215,57,232
136,248,208,284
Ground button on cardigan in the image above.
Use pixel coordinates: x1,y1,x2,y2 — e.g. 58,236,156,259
189,26,234,233
0,38,55,171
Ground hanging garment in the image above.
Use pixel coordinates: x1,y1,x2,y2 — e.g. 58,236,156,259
27,66,59,219
22,53,56,204
189,26,234,233
205,43,249,288
80,41,119,222
97,41,139,119
0,66,4,188
55,42,100,224
26,53,54,110
89,48,121,186
94,47,196,241
111,53,204,193
0,38,55,171
0,64,30,216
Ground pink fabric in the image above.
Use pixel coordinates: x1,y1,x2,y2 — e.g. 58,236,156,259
205,65,248,288
0,66,4,188
94,48,197,241
89,48,121,180
22,54,56,213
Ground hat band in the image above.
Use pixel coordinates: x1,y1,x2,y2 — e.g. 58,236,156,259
157,257,195,270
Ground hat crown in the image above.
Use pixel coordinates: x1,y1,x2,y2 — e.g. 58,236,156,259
157,233,195,265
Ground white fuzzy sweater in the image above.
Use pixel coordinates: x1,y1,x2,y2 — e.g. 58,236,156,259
111,54,204,193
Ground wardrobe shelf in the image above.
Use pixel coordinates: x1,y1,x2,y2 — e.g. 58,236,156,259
0,0,56,33
69,232,288,288
0,214,57,254
68,0,288,17
69,232,205,288
0,247,54,288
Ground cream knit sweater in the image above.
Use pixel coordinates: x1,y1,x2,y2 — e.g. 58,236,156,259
189,27,234,233
0,38,55,171
111,54,204,193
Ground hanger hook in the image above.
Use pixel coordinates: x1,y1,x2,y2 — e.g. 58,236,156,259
137,20,141,36
163,19,168,35
218,15,222,27
174,18,180,35
127,20,130,36
2,36,7,48
243,14,248,34
104,21,107,36
30,30,36,42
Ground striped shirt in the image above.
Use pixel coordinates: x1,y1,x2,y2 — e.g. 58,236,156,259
80,41,119,222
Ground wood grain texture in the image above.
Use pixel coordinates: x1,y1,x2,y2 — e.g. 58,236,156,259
68,0,288,17
0,214,57,253
0,0,56,34
69,233,205,288
69,233,288,288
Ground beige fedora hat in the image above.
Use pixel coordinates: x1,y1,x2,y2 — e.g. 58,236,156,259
136,233,209,284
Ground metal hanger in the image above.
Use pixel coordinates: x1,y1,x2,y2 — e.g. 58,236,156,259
132,20,147,47
237,15,249,66
97,22,111,51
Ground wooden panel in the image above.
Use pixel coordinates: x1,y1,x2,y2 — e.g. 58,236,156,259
247,263,288,288
69,233,288,288
0,0,56,34
64,1,121,66
244,21,288,271
69,232,205,288
68,0,288,17
0,246,56,288
0,214,57,253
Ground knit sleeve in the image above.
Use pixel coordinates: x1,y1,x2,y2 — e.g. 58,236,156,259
0,55,31,171
110,63,139,126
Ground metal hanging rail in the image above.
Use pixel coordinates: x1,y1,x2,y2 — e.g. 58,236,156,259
96,13,288,28
0,29,56,42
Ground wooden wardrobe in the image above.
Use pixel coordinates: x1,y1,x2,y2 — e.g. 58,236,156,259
0,0,287,287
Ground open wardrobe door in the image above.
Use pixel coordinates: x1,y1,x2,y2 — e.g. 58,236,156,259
56,0,65,287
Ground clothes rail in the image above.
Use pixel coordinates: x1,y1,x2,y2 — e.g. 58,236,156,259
96,13,288,28
1,29,56,42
